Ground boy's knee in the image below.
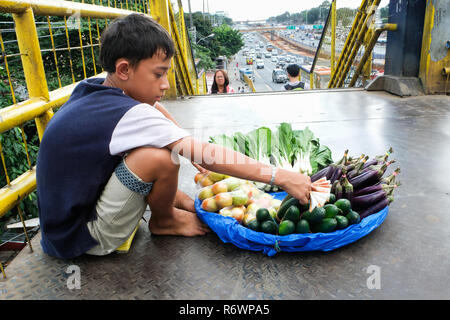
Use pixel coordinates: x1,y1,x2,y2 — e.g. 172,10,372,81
125,147,179,182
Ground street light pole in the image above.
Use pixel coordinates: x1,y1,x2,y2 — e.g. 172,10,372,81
196,33,215,45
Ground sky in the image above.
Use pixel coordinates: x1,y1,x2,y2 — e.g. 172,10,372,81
180,0,390,22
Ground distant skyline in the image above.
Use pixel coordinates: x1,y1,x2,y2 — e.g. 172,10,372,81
180,0,390,22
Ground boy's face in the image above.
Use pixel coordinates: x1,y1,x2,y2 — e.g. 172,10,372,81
126,51,171,106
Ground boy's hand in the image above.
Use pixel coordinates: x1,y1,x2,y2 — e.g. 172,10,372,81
275,169,312,205
191,161,208,174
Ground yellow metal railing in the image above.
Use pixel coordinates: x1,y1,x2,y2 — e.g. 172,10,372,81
0,0,204,275
293,0,394,90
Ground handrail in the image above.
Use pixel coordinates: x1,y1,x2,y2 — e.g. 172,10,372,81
0,0,131,18
348,23,397,87
0,0,202,220
243,74,256,93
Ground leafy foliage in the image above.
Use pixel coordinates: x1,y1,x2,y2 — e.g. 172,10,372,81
186,12,243,70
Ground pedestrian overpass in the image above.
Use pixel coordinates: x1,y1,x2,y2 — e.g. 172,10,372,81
0,0,449,300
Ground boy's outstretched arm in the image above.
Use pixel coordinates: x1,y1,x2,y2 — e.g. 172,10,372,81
167,136,311,204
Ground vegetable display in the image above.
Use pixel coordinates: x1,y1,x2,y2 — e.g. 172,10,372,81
209,123,333,192
194,146,400,238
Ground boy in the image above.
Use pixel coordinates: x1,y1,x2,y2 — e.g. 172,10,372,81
36,14,311,259
284,64,309,90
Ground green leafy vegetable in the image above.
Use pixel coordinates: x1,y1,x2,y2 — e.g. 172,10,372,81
209,123,333,176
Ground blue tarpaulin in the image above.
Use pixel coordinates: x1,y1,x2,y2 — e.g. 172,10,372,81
195,192,389,256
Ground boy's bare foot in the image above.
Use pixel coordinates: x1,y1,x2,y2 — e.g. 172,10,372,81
149,207,210,236
174,189,196,213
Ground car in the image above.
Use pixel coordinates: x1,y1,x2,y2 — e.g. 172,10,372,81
239,67,255,82
276,61,287,69
256,52,262,59
271,56,278,63
272,69,288,83
256,59,264,69
264,52,271,58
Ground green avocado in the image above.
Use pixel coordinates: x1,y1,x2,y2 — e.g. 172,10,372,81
334,198,351,214
307,206,326,224
283,205,300,223
256,208,271,222
278,220,296,236
295,219,310,234
260,220,278,234
346,210,361,225
327,193,336,204
247,219,260,231
312,218,337,233
335,215,349,229
324,204,339,218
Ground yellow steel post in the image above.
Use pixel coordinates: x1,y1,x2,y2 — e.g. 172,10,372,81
12,7,53,140
330,0,336,75
0,262,6,278
177,0,188,57
328,0,370,88
310,72,314,89
150,0,177,99
336,0,380,88
349,24,397,87
168,2,194,95
203,72,207,94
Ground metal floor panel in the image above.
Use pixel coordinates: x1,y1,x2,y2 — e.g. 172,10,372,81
1,89,449,300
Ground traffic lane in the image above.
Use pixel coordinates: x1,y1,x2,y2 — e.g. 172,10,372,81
237,46,287,92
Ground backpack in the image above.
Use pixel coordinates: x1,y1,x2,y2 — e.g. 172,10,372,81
284,82,305,90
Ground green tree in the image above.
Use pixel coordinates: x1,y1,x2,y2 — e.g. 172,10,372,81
191,43,216,70
212,24,244,58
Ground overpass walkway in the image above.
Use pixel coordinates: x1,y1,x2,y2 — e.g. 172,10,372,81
1,89,449,299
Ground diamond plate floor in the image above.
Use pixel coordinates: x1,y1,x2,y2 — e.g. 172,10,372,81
1,89,449,299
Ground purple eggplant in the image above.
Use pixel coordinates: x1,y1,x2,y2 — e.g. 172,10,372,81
347,155,369,179
351,189,388,211
361,160,395,175
362,158,379,169
363,147,393,169
334,149,349,166
330,167,342,183
341,175,354,203
326,165,337,180
311,166,331,182
359,196,394,219
381,167,400,185
349,164,388,190
353,181,398,197
335,180,343,200
331,179,339,194
353,182,383,197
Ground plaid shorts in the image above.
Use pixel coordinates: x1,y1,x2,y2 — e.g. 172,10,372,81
86,159,153,256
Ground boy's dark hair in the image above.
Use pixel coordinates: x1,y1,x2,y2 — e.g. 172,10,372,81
100,13,175,73
286,64,300,77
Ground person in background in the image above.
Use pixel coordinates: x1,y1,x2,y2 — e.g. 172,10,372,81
284,64,309,91
209,69,235,94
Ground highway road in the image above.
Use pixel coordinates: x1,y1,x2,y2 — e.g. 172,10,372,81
228,32,311,93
